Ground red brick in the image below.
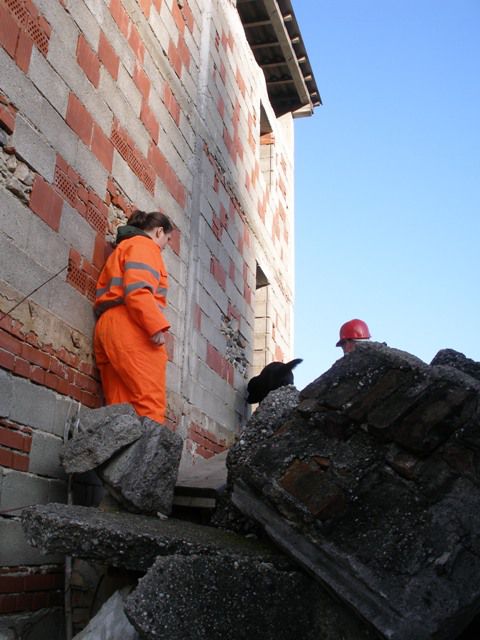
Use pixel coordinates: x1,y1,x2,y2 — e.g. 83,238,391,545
152,0,162,11
55,153,68,173
177,35,190,71
0,576,24,593
20,343,50,369
128,24,144,62
164,84,180,125
0,349,15,371
91,123,114,172
66,93,93,147
0,104,15,134
25,0,39,19
183,1,194,33
193,445,214,459
219,61,226,83
0,6,19,59
98,31,119,80
110,0,129,37
12,451,29,471
172,2,185,33
76,34,100,88
140,101,159,143
13,357,31,379
148,143,167,177
29,366,45,385
210,256,226,290
0,427,28,452
0,329,22,356
139,0,151,18
133,64,150,99
216,97,224,119
169,228,180,256
15,29,33,72
29,176,63,231
168,39,182,77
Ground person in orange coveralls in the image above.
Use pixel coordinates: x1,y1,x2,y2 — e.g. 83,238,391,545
94,210,173,424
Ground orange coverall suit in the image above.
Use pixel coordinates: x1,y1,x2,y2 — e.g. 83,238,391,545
94,233,170,423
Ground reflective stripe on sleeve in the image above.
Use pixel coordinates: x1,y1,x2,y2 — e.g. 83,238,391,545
125,281,154,295
124,261,160,280
96,276,123,298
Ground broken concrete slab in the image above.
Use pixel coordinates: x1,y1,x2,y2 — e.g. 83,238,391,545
125,554,377,640
228,342,480,640
61,406,143,474
98,417,182,515
21,503,294,573
75,403,137,433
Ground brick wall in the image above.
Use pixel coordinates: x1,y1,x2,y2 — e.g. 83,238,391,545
0,0,299,633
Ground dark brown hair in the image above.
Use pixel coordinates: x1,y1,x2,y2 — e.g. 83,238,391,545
128,210,173,233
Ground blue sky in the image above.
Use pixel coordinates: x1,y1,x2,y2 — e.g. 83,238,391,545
292,1,480,389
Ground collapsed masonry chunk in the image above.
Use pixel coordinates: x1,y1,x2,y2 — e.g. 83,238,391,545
125,554,377,640
60,404,142,474
21,503,291,572
98,417,182,516
228,342,480,640
60,404,182,516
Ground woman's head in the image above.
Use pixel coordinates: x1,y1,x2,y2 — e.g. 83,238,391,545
129,210,173,251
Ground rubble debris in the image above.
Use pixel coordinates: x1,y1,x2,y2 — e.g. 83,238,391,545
21,504,376,640
98,417,182,516
61,404,142,474
228,342,480,640
212,385,299,533
431,348,480,383
72,587,139,640
125,554,377,640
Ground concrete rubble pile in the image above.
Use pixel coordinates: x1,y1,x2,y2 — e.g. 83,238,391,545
21,343,480,639
22,401,375,639
227,343,480,640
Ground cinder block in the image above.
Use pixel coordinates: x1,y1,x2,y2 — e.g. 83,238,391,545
73,137,109,199
0,468,66,512
0,369,14,418
0,518,62,566
28,48,69,119
111,153,157,211
116,65,142,120
58,203,96,261
46,278,95,336
0,49,78,168
0,234,51,308
9,375,78,437
65,0,101,50
12,116,56,182
157,1,180,45
35,0,79,56
83,0,110,29
29,431,66,480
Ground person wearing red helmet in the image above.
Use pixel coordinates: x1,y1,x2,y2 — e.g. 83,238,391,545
336,319,371,354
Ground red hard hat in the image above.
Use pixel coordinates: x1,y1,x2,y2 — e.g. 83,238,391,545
336,319,371,346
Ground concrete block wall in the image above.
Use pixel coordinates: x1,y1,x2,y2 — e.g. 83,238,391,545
0,0,300,631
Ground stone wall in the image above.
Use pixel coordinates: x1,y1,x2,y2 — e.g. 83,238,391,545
0,0,302,633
